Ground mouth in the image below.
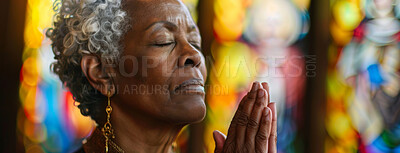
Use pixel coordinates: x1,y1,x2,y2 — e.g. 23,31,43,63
174,78,205,94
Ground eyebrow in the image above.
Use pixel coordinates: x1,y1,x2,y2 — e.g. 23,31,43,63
145,20,198,34
145,21,178,32
188,25,198,33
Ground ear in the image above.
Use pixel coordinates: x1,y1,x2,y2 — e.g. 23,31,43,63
81,55,116,96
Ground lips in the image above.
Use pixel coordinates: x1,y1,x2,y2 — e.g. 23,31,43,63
174,78,205,94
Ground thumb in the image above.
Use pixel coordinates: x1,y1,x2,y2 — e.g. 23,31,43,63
213,130,226,153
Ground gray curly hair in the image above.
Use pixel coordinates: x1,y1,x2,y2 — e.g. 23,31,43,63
46,0,130,120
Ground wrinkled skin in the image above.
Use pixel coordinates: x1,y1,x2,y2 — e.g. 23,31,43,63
81,0,277,152
213,82,277,153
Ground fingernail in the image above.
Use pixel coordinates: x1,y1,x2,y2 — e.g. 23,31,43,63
272,103,277,118
269,102,277,118
213,130,218,136
252,82,259,91
264,82,269,90
265,108,271,119
264,107,269,116
257,89,264,97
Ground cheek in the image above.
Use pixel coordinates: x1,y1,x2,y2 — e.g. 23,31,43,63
201,64,207,81
113,76,172,121
119,54,173,85
143,56,175,94
198,57,208,82
129,57,173,107
114,55,174,115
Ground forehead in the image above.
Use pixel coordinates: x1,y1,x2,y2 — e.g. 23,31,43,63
124,0,195,28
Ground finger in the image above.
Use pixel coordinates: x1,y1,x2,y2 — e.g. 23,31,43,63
245,88,268,146
224,94,248,148
235,82,261,149
268,102,277,153
213,130,226,153
255,107,272,153
261,82,270,104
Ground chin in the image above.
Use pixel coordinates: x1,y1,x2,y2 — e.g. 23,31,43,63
186,103,206,123
166,95,206,124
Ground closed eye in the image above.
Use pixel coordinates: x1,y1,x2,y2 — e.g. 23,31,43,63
153,42,174,47
190,42,202,51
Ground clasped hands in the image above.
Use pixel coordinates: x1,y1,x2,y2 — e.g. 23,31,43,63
213,82,277,153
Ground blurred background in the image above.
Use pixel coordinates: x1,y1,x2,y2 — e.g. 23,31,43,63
0,0,399,152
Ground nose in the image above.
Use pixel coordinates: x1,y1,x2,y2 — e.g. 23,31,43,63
178,43,202,68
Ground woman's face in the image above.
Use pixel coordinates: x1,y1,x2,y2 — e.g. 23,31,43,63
113,0,207,124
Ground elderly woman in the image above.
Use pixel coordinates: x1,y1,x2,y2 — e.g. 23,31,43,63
47,0,277,152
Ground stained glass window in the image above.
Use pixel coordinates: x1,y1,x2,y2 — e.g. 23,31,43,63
205,0,310,152
326,0,400,152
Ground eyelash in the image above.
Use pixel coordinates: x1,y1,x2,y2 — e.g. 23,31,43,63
153,42,201,51
154,42,174,47
190,42,202,51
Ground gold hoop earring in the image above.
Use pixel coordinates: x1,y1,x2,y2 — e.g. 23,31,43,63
102,91,115,152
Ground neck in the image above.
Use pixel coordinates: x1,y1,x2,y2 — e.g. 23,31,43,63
110,102,184,153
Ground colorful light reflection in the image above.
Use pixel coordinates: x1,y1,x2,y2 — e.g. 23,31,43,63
327,0,400,152
19,0,95,152
206,0,310,152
